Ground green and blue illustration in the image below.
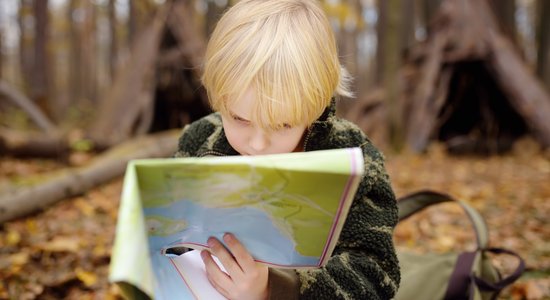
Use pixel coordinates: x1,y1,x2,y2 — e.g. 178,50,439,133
109,148,364,299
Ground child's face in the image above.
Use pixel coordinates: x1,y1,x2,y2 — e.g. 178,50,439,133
221,88,308,155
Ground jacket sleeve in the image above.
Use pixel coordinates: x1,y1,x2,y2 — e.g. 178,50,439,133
293,141,400,299
174,124,193,158
268,268,300,300
173,114,220,158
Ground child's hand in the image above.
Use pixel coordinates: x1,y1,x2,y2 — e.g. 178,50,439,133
201,233,268,300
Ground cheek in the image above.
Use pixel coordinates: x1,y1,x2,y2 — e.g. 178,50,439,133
274,128,306,151
280,134,300,147
223,122,246,149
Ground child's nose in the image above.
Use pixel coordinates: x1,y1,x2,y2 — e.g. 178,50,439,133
249,128,269,152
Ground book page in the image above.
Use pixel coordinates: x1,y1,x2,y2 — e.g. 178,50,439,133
143,148,364,268
170,250,227,300
110,148,364,299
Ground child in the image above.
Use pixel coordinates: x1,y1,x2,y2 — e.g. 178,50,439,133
174,0,400,299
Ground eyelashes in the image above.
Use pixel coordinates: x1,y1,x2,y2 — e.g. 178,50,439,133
232,115,249,123
230,113,292,130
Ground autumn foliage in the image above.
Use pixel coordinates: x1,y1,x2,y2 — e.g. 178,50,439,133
0,138,548,299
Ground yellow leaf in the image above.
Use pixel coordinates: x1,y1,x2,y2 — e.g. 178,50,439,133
435,236,455,252
92,244,108,257
6,230,21,246
75,267,98,287
9,252,29,266
40,237,80,252
75,199,95,216
26,219,38,234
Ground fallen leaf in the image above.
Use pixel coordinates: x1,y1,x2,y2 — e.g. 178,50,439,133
6,230,21,246
74,199,96,217
435,235,455,252
9,252,29,266
26,219,38,234
39,237,80,253
75,267,98,287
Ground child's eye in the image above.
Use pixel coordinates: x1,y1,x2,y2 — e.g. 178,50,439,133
232,115,248,124
274,123,292,130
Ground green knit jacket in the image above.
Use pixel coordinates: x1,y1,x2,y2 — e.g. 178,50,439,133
174,102,400,299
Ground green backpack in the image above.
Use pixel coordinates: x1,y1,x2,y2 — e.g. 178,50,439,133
394,191,525,300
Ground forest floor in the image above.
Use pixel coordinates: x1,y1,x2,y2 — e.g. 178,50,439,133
0,138,548,299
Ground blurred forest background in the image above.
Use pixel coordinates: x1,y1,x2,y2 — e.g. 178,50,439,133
0,0,548,299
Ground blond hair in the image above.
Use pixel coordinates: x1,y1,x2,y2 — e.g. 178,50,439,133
201,0,352,130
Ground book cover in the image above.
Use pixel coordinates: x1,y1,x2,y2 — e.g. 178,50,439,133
109,148,364,299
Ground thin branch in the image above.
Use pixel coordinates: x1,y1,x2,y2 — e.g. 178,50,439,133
0,80,56,133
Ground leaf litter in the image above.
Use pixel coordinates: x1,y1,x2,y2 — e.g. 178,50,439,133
0,138,548,299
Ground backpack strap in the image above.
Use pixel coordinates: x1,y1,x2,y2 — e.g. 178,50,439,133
397,190,489,249
473,248,526,299
397,191,525,300
444,251,478,299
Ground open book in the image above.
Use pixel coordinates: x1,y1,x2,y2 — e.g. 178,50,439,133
109,148,364,299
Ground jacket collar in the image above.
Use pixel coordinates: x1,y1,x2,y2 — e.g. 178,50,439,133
317,98,337,122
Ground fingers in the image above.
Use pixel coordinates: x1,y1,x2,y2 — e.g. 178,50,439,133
222,233,257,273
201,250,232,294
202,235,269,300
205,273,231,299
207,236,244,277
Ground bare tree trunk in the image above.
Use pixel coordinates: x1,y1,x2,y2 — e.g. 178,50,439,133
335,0,362,116
68,0,81,105
376,0,386,85
401,0,416,55
165,0,210,116
18,0,34,93
166,1,207,80
205,0,227,37
384,0,404,150
488,32,550,147
378,0,415,83
89,5,169,148
0,19,3,81
0,129,180,224
67,0,98,106
488,0,517,44
128,1,156,47
344,0,361,79
423,0,441,32
128,0,137,46
536,0,550,91
0,128,65,158
82,2,98,104
32,0,52,117
108,0,118,80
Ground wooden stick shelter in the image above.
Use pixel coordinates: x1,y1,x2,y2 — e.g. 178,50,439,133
0,1,210,221
348,0,550,153
410,0,550,152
